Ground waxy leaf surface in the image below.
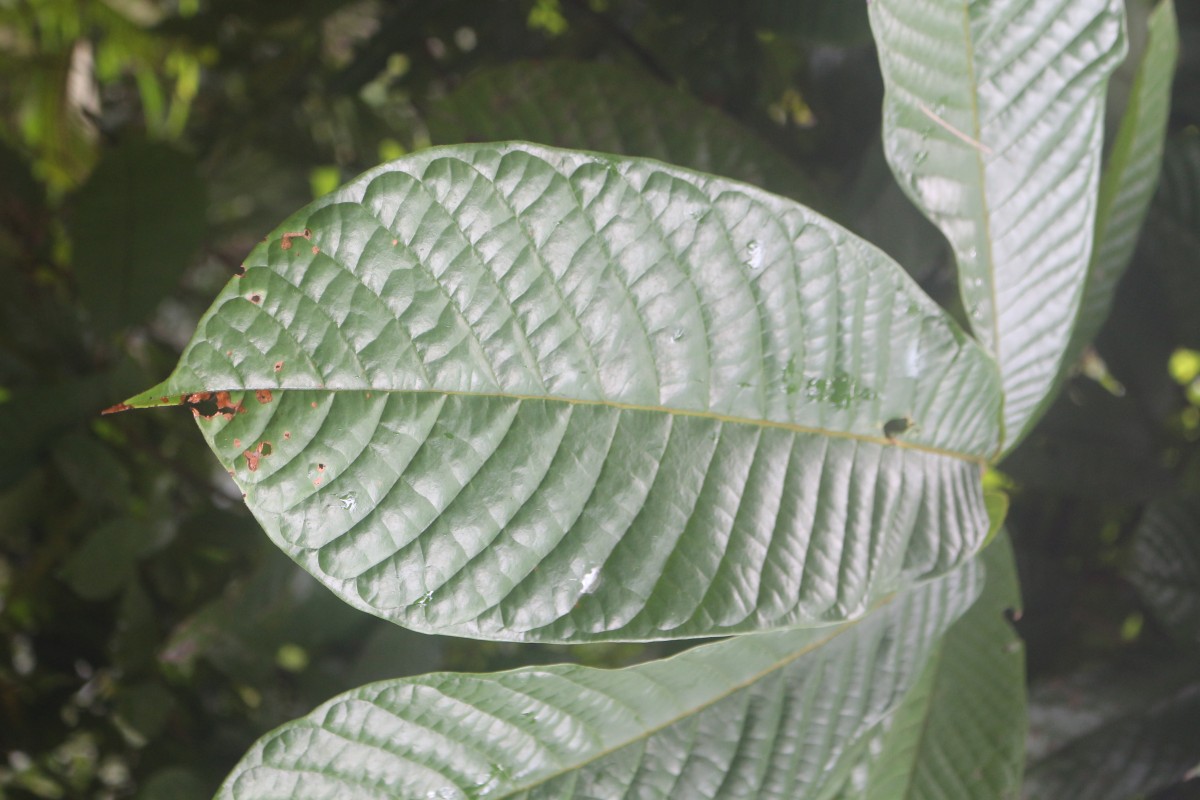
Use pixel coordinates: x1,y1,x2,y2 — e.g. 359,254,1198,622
869,0,1127,450
838,533,1025,799
127,143,1000,642
216,558,981,799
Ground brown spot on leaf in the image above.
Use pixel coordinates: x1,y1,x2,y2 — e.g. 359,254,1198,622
160,396,169,404
283,431,291,440
242,440,272,472
280,229,313,250
249,294,261,304
317,463,325,472
311,245,319,254
311,401,318,408
391,238,398,246
313,478,322,486
233,438,242,447
101,402,132,415
274,360,284,372
233,264,246,276
255,389,273,404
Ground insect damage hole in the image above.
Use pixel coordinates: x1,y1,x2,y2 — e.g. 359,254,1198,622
184,391,246,420
243,441,273,472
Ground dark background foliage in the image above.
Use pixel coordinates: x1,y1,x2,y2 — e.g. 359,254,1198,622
0,1,1198,797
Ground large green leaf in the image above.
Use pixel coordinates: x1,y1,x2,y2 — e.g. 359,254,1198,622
426,60,817,206
837,532,1025,799
215,557,982,800
868,0,1127,451
122,143,1001,642
1067,0,1179,365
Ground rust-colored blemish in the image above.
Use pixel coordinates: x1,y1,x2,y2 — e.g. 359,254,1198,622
159,396,169,404
311,401,318,408
233,438,242,447
365,392,372,399
313,478,322,486
283,431,291,440
317,463,326,472
101,402,132,415
311,245,319,254
242,440,272,472
274,360,284,372
391,238,398,246
249,294,261,304
280,229,313,250
255,389,273,404
183,390,246,420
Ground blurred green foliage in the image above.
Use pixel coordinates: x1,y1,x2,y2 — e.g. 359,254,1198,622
0,0,1198,796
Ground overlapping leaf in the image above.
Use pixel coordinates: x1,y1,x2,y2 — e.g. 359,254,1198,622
123,143,1001,642
426,60,817,205
868,0,1127,450
1068,0,1179,365
836,533,1025,799
215,557,982,800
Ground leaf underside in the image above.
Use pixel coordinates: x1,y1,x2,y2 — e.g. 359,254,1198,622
869,0,1127,451
216,557,982,800
840,533,1026,800
127,143,1000,642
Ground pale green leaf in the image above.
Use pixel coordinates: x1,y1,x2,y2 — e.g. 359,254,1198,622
1067,0,1179,365
124,143,1001,642
215,558,982,800
839,533,1025,800
869,0,1127,450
